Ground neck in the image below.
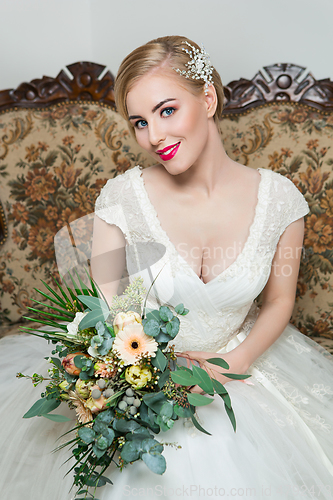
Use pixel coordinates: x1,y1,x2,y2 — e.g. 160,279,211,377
172,120,234,197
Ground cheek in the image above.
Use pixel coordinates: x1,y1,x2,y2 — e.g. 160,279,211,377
134,130,149,150
178,105,206,138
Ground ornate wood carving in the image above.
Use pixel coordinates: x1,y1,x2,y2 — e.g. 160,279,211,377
0,62,116,111
223,63,333,114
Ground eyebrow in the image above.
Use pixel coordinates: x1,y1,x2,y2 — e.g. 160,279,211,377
128,98,176,121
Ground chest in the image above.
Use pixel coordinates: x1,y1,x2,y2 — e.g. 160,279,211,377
143,180,261,283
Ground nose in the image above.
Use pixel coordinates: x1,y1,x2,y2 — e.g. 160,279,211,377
148,120,165,147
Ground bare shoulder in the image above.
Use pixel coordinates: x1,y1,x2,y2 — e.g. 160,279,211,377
224,161,261,198
141,164,171,187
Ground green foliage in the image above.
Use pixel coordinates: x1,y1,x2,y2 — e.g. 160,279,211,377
20,272,246,499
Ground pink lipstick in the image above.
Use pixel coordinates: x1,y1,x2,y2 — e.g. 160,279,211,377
156,142,180,161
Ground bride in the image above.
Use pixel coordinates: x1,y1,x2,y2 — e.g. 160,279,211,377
1,35,332,500
91,36,333,499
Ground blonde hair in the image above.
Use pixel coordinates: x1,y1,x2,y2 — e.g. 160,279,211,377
114,35,224,132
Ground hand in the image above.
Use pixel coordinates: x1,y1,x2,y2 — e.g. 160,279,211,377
175,350,249,394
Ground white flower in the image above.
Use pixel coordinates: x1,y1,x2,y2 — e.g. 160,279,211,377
112,324,158,365
67,312,87,338
87,346,100,358
113,311,142,335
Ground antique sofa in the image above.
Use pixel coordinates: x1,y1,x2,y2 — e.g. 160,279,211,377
0,61,333,353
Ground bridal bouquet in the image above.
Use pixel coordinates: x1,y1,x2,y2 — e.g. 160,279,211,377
18,274,249,499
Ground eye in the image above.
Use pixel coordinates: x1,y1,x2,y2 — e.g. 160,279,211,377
134,119,148,130
161,107,175,117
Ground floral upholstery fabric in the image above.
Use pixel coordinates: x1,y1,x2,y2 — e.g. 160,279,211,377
0,100,332,344
0,103,154,323
221,103,333,341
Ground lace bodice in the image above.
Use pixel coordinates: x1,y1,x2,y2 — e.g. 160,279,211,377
95,165,309,352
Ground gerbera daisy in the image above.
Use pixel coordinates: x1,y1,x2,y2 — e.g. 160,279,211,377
68,391,93,425
112,324,158,365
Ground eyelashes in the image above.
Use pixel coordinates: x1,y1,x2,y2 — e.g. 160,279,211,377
134,106,176,129
134,119,148,130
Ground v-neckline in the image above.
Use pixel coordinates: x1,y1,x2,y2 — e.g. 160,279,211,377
134,165,266,286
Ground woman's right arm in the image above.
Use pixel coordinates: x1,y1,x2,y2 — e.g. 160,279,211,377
90,215,126,306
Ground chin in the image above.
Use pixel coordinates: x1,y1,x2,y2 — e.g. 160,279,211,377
161,162,191,176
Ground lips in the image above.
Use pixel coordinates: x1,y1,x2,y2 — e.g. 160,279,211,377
156,142,181,161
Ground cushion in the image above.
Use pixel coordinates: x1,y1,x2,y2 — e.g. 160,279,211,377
221,102,333,341
0,102,154,323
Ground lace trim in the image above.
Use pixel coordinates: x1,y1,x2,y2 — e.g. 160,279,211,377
135,166,273,283
286,334,312,354
305,383,333,402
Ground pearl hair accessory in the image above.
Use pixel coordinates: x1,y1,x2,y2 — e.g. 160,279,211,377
174,41,214,95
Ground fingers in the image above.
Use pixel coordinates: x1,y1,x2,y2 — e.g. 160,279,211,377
189,385,205,394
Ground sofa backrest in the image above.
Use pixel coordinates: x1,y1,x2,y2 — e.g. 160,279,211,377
0,62,332,343
221,63,333,342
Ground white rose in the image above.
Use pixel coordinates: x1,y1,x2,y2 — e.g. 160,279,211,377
67,312,87,338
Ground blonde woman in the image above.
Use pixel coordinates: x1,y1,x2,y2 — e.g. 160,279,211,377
91,36,333,499
0,36,332,500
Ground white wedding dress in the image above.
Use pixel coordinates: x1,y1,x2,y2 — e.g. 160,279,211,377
1,165,333,500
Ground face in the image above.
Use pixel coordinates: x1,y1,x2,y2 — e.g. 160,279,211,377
126,69,212,175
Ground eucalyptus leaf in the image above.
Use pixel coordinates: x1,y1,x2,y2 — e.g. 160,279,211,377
223,373,252,380
155,331,173,343
93,421,108,436
97,337,114,356
120,440,142,462
77,295,109,312
142,392,168,413
157,369,170,389
187,392,214,407
142,451,166,474
155,415,174,432
95,408,114,423
174,404,192,418
145,310,163,323
192,365,214,395
49,357,63,371
159,401,174,418
113,419,141,433
137,403,160,433
174,303,184,314
23,398,60,418
78,427,96,444
125,427,152,441
220,392,232,409
151,349,167,372
159,306,173,322
63,371,77,384
96,436,108,450
42,413,72,422
206,357,230,369
191,413,212,435
166,317,180,338
92,442,107,458
170,369,199,386
141,438,164,454
225,404,236,432
212,378,228,395
143,319,160,337
74,356,85,369
79,309,109,330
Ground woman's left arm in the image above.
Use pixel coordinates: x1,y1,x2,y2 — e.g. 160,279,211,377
181,217,305,388
227,216,305,372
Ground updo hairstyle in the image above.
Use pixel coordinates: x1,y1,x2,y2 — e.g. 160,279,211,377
114,35,224,132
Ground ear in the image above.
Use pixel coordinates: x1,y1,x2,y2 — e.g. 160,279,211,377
204,84,218,118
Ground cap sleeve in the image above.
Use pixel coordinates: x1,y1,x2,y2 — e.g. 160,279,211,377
272,172,309,236
94,173,131,241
